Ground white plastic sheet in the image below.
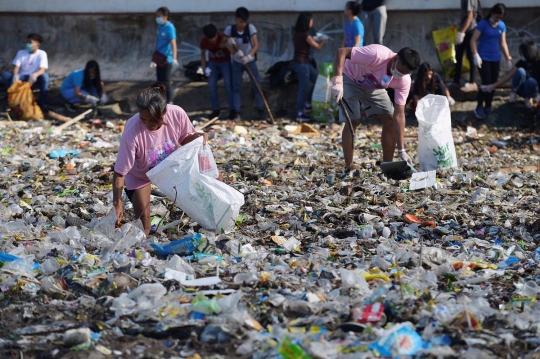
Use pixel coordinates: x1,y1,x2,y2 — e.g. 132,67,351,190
415,95,457,171
147,137,244,233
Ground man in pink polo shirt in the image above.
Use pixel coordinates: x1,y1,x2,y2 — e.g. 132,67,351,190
331,44,420,169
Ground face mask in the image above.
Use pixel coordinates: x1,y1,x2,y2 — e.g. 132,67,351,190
156,17,164,25
489,17,497,24
391,60,406,79
26,43,34,52
521,56,527,62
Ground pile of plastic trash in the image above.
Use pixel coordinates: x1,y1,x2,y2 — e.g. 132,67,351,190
0,114,540,358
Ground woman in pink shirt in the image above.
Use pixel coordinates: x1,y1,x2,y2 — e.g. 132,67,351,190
113,83,207,234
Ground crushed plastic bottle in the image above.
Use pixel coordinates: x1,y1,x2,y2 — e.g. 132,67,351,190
150,233,203,256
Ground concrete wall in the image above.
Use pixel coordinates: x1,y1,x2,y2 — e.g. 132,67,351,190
1,8,539,82
0,0,537,12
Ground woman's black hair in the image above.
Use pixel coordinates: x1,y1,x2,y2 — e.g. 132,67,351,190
82,60,103,97
136,82,168,125
519,41,540,63
346,1,362,16
416,62,435,98
156,6,170,19
488,3,506,19
295,12,313,33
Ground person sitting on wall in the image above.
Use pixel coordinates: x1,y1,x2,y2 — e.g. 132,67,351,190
411,62,455,112
2,33,49,113
60,60,109,111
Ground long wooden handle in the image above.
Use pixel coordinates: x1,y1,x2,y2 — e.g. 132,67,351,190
229,41,275,124
57,109,93,131
48,111,72,123
198,116,219,130
244,64,275,124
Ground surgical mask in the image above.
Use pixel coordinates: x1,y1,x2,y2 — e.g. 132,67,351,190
521,56,527,62
156,17,164,25
25,43,34,52
391,61,406,79
489,17,497,24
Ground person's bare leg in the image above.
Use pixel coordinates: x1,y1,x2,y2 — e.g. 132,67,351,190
377,114,396,162
132,184,152,235
342,119,361,167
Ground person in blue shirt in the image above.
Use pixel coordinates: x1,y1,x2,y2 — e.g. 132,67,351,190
470,3,511,119
342,1,364,48
60,60,108,110
150,7,178,104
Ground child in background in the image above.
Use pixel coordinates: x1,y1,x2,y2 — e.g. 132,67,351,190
225,7,265,122
1,33,49,112
411,62,455,111
200,24,235,120
342,1,364,48
481,41,540,109
61,60,108,110
293,12,326,122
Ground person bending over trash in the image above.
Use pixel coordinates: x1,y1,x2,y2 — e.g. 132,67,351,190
112,83,209,235
331,44,420,170
2,33,49,113
60,60,108,111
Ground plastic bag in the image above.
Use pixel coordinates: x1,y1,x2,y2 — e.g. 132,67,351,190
198,144,219,179
147,137,244,233
369,322,430,358
415,95,457,171
432,25,471,81
7,81,44,120
311,62,339,123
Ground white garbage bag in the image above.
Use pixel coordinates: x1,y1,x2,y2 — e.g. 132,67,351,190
415,94,457,171
147,137,244,233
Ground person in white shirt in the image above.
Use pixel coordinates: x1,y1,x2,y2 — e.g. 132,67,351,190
2,33,49,111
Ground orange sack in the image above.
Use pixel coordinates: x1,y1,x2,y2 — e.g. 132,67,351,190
7,81,44,120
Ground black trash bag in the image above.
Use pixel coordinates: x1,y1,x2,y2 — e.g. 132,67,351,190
379,161,417,180
266,60,298,87
184,61,206,82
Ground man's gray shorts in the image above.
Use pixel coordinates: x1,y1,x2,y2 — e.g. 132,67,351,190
339,74,393,122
